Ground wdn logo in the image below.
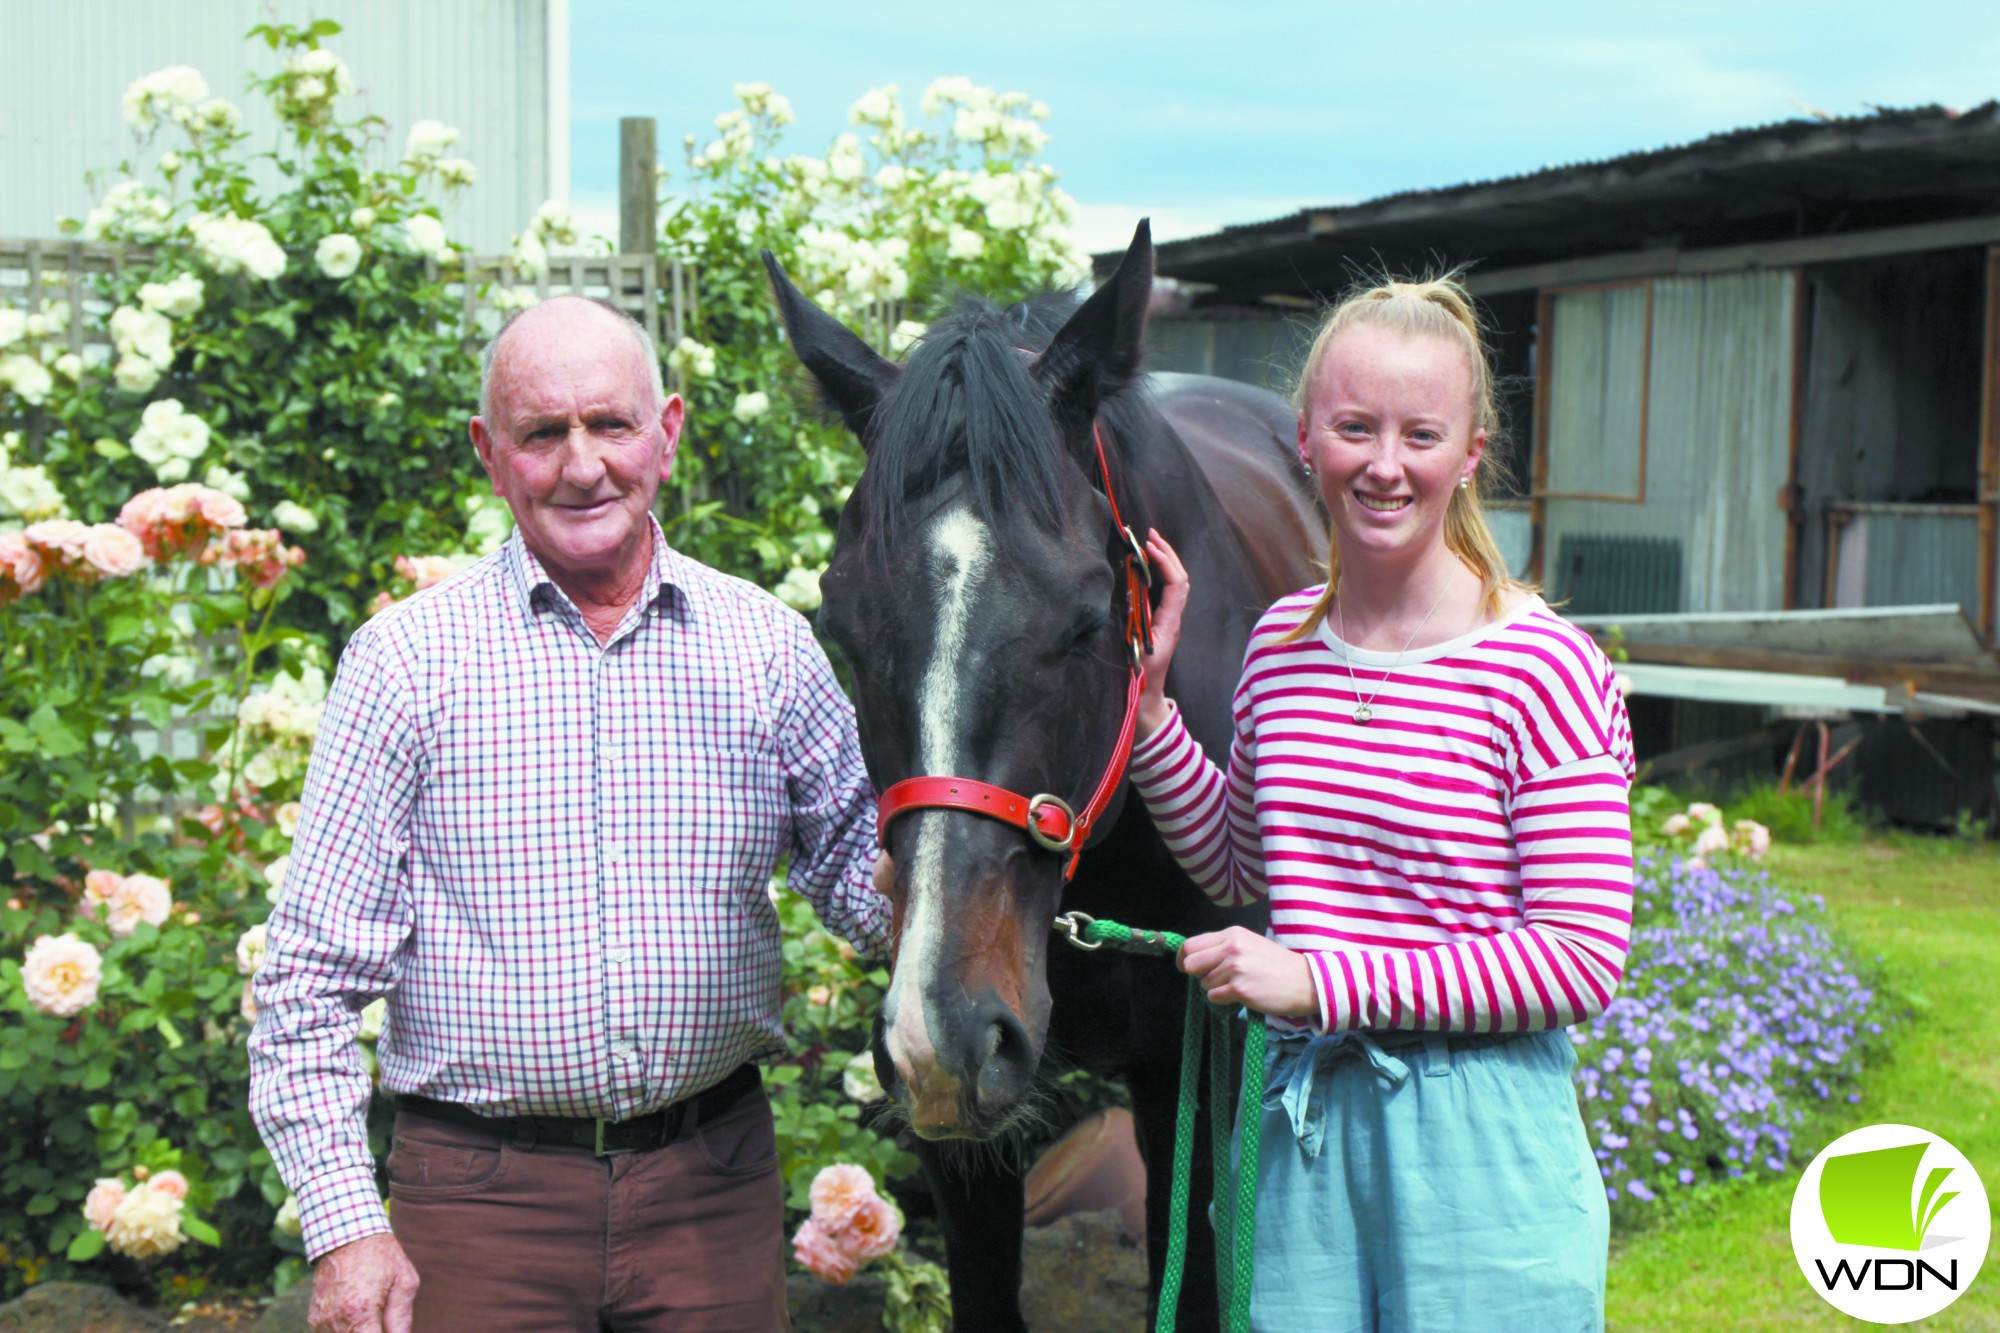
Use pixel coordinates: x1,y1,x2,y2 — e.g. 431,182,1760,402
1791,1124,1990,1323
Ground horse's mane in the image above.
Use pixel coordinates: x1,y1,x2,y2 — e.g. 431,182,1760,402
854,291,1146,560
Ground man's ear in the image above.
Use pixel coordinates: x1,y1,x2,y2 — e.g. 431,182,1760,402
762,250,901,448
1031,219,1152,448
469,417,501,492
658,393,686,481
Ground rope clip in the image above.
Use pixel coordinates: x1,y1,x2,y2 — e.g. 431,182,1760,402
1052,910,1102,951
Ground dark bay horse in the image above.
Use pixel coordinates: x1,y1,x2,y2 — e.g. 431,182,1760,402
766,224,1324,1330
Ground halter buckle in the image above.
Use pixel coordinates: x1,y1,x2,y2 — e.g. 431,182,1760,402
1121,525,1152,588
1025,792,1078,853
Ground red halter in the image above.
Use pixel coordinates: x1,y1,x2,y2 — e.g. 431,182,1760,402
875,423,1153,880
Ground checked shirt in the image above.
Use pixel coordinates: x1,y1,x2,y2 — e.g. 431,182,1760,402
248,522,890,1259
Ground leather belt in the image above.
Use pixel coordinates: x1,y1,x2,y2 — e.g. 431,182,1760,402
396,1063,761,1157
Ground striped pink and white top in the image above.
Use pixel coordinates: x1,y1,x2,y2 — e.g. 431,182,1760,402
1130,588,1636,1037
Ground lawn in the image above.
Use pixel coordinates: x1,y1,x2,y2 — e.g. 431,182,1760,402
1606,836,2000,1330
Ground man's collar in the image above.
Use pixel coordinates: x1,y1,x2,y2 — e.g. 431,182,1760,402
502,515,685,622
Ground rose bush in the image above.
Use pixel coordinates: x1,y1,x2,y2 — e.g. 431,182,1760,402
2,13,1106,1308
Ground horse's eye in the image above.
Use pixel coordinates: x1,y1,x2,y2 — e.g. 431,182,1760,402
1068,611,1109,646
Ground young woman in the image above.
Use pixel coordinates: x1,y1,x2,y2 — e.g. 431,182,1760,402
1131,276,1634,1331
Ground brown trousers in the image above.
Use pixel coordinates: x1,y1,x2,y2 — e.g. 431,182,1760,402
388,1087,791,1332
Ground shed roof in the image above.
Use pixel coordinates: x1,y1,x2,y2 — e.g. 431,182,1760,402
1138,104,2000,305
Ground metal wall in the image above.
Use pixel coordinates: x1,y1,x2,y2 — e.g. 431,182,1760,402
1544,284,1647,497
1146,315,1312,395
1828,504,1983,625
0,0,560,255
1544,270,1797,612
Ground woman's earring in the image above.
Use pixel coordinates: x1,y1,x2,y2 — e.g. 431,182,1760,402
1459,478,1470,490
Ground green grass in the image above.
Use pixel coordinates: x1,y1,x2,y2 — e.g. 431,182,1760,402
1606,836,2000,1330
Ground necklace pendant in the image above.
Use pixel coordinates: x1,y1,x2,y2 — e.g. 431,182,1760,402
1353,704,1373,724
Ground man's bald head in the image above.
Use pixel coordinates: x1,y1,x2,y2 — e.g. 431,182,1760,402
479,296,665,422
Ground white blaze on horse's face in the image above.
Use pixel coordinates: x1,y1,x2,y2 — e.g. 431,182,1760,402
882,505,990,1130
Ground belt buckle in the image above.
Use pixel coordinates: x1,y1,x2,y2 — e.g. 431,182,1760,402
593,1117,612,1158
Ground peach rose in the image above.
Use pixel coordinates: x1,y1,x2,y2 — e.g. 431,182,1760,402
0,531,44,599
81,869,125,921
808,1163,879,1232
840,1194,901,1261
1733,818,1772,860
148,1170,188,1201
23,518,90,571
104,873,172,936
82,523,147,578
791,1218,859,1284
83,1177,126,1231
22,933,102,1017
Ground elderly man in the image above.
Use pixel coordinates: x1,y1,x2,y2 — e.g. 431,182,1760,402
250,295,888,1333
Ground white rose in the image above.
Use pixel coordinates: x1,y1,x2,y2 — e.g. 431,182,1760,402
0,354,54,405
110,305,174,367
731,391,770,423
105,1180,185,1261
509,229,548,281
358,998,388,1042
0,309,24,348
191,215,287,281
158,151,182,176
435,158,476,188
404,119,460,163
263,854,291,903
827,133,867,182
350,206,377,231
403,214,448,258
235,922,269,976
192,99,241,135
114,355,161,395
775,565,824,612
272,500,318,533
0,465,66,522
52,353,82,381
203,465,250,501
946,226,985,260
314,233,362,279
273,1194,302,1238
889,320,927,356
140,273,205,319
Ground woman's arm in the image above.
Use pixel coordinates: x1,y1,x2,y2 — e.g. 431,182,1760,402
1127,531,1269,908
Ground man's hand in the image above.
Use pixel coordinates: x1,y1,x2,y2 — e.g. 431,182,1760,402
310,1232,419,1333
1179,927,1317,1020
872,851,896,899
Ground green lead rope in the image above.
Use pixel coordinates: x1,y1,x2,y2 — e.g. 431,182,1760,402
1055,914,1266,1333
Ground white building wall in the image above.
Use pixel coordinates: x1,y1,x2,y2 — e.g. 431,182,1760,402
0,0,562,255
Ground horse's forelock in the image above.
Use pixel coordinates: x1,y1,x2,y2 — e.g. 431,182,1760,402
853,293,1091,565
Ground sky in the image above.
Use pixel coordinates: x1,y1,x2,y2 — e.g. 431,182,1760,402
567,2,2000,253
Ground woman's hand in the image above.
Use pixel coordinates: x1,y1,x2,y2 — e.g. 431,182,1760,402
1137,529,1190,741
1179,926,1317,1020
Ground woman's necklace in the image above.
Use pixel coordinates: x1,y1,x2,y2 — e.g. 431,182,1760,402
1334,581,1453,724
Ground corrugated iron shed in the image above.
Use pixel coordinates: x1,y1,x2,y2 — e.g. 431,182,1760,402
0,0,566,256
1136,104,2000,305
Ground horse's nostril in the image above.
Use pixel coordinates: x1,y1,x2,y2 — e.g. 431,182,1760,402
971,1003,1034,1113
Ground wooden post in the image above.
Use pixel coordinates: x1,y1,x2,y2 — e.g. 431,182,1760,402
619,117,657,256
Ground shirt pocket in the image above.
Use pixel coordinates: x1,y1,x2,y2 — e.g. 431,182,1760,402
653,747,790,894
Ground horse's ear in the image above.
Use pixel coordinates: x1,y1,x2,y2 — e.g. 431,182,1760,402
1032,219,1152,445
762,250,900,447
